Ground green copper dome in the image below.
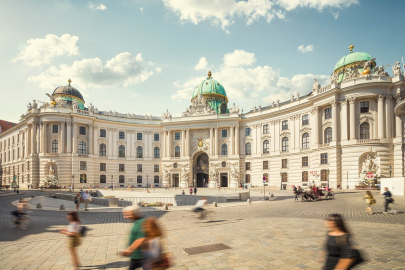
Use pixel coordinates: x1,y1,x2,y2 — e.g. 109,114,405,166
334,52,372,71
192,72,227,99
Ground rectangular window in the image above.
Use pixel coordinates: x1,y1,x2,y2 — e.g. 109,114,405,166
137,175,142,183
245,174,250,183
175,132,180,140
245,128,251,136
137,164,142,172
80,161,87,170
302,114,309,125
119,175,125,183
282,159,288,168
100,129,106,137
321,170,328,181
245,162,251,171
100,175,106,183
100,163,106,171
119,164,125,172
154,133,159,141
27,161,29,170
222,130,228,137
302,156,308,167
52,124,58,133
119,131,125,139
321,153,328,164
360,101,369,113
137,133,142,140
263,161,268,170
154,164,159,172
325,108,332,119
79,126,86,135
154,176,159,183
302,171,308,182
263,124,269,134
282,120,288,130
282,173,288,182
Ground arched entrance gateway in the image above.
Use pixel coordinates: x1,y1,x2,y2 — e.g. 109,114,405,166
193,152,209,187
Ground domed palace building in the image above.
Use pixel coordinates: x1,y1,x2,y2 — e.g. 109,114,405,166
1,46,405,190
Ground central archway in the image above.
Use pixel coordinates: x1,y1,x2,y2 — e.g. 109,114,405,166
193,152,209,187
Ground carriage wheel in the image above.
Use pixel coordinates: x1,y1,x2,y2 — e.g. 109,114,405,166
330,192,335,199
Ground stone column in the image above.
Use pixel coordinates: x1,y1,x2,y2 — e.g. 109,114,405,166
235,126,239,155
377,95,385,139
289,117,295,149
275,120,281,151
396,116,403,137
72,122,77,154
168,130,172,157
24,128,28,157
386,95,393,138
36,123,40,154
215,127,219,155
40,122,45,153
209,127,214,155
340,100,348,141
60,121,65,153
27,124,32,155
311,108,319,145
161,130,166,158
252,125,257,154
331,100,338,141
131,131,136,158
181,129,185,157
94,126,98,156
145,131,150,158
256,124,261,153
349,98,356,140
230,126,234,155
112,129,117,157
185,129,190,157
66,121,72,153
88,124,93,155
127,130,131,157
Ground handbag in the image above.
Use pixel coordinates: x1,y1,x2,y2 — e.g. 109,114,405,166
151,253,172,269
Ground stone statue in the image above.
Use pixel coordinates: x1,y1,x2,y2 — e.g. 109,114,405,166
374,65,389,76
276,99,280,106
330,72,338,83
27,103,32,111
291,95,294,102
72,99,79,109
230,167,239,179
359,155,380,185
94,107,99,114
312,79,321,91
272,101,275,107
362,58,376,75
229,103,240,114
32,100,38,109
88,103,94,112
45,93,56,105
181,166,189,181
258,105,261,111
209,166,218,182
344,66,358,80
392,61,402,76
163,167,170,180
162,109,172,119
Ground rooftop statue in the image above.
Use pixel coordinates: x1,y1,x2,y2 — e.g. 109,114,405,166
32,100,37,109
45,93,56,106
27,103,32,111
361,58,376,75
162,109,172,119
392,61,403,76
330,72,338,83
312,79,321,92
228,103,240,114
373,65,389,76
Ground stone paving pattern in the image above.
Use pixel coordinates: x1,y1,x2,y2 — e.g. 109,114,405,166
1,190,405,269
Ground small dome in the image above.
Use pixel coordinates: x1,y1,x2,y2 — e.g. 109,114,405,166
53,80,84,102
334,52,372,71
192,71,227,99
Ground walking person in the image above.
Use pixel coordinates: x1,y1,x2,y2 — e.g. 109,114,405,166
74,192,81,211
382,187,394,213
120,205,146,270
362,190,375,215
193,187,197,195
189,187,193,195
322,214,364,270
143,217,164,270
60,211,82,270
82,190,91,211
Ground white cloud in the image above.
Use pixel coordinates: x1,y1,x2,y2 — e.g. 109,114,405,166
277,0,358,11
195,57,208,70
172,50,329,105
298,44,314,53
332,11,339,19
88,2,107,10
155,67,162,73
28,52,154,89
12,34,79,66
140,7,144,12
223,49,256,68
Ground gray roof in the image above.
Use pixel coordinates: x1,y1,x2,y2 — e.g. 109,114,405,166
53,85,84,101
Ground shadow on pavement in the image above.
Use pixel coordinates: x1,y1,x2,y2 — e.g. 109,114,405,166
83,261,128,269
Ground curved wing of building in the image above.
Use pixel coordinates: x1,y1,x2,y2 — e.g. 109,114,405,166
1,46,404,190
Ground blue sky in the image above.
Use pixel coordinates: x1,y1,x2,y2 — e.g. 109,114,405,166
1,0,404,122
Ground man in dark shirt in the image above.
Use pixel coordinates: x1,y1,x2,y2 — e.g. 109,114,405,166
382,187,393,213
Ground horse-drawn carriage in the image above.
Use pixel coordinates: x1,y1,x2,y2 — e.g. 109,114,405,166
293,186,335,202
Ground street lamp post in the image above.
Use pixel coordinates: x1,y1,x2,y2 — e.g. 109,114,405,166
147,175,149,190
111,175,113,191
327,168,330,188
389,165,392,178
280,172,283,190
71,174,75,191
12,173,16,193
241,173,244,189
17,173,20,194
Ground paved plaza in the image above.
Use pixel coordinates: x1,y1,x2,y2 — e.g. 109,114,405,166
1,189,405,270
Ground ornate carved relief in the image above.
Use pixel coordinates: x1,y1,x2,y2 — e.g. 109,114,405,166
182,95,216,117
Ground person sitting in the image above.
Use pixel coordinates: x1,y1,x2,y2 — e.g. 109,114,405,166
292,185,297,193
193,197,208,213
297,186,304,193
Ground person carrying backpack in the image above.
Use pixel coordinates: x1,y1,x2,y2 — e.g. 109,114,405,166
382,187,394,213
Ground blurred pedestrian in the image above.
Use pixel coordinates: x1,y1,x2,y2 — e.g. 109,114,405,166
120,205,146,270
82,190,91,211
189,187,193,195
182,190,185,195
382,187,394,213
60,211,82,270
362,190,375,215
143,217,164,269
323,214,363,270
194,187,197,195
74,192,81,211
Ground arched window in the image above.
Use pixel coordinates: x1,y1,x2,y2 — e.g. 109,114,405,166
263,140,269,154
324,127,332,143
136,146,143,158
360,122,370,139
221,144,228,156
175,146,180,157
154,147,160,158
282,137,289,152
245,142,251,155
99,144,106,156
118,145,125,157
78,141,86,155
52,140,58,153
302,133,310,149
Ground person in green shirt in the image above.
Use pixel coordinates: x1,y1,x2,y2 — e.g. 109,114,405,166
120,205,146,270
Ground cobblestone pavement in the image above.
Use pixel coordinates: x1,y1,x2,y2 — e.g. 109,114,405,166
1,190,404,270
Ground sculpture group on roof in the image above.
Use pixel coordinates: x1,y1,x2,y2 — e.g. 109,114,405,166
182,94,216,117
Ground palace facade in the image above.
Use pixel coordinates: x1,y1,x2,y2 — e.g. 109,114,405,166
1,46,405,189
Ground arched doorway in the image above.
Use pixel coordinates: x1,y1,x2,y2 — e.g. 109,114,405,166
193,152,209,187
